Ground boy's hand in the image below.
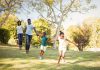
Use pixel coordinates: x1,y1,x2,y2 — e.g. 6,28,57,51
36,33,39,36
74,43,78,46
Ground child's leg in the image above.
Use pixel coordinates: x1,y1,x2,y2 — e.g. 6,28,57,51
58,50,62,64
39,45,45,59
62,51,65,62
40,50,44,56
62,49,66,63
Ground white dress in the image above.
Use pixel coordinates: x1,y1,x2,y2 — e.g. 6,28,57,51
58,37,68,53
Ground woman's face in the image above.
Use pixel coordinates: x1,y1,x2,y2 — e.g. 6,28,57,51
60,34,64,39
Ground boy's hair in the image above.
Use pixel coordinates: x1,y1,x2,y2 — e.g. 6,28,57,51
59,31,64,35
17,20,21,26
43,32,46,36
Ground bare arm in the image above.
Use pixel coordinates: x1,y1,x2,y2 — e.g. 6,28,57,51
33,27,38,36
65,39,77,46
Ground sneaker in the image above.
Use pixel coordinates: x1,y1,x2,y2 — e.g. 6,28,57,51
62,59,66,64
39,56,43,60
26,50,29,54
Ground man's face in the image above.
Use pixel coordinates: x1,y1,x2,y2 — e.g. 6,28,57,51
28,19,31,24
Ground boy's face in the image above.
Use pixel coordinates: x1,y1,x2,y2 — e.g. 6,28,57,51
42,32,46,36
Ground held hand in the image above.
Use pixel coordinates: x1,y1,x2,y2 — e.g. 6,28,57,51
36,33,39,36
75,43,78,46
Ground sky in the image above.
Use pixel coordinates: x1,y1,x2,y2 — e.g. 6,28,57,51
16,0,100,29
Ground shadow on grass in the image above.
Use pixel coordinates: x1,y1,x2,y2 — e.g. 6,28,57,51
0,46,39,59
0,46,100,70
0,64,13,70
0,63,100,70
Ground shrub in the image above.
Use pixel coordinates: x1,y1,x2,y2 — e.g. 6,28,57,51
0,28,10,44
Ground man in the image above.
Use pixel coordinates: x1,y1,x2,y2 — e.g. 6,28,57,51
25,19,38,54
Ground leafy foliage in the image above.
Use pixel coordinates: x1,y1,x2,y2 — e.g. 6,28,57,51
1,14,17,38
0,28,10,44
67,24,91,51
32,18,52,47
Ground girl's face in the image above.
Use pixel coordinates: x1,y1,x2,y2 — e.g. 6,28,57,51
60,34,64,39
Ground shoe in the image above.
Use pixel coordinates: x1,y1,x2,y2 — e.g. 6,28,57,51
62,59,66,64
26,50,29,54
39,56,43,60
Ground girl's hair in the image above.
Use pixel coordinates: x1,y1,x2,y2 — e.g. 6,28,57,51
59,31,64,35
17,20,21,26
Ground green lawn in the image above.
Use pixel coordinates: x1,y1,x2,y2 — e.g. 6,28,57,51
0,45,100,70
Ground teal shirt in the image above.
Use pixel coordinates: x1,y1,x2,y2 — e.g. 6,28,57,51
41,36,47,46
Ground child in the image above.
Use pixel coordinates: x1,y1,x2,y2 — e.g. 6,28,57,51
25,19,38,54
57,31,76,64
16,20,23,50
39,32,48,60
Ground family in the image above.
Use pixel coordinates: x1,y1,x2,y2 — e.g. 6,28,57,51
16,19,76,64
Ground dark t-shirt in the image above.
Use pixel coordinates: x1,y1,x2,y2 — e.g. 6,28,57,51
41,36,47,46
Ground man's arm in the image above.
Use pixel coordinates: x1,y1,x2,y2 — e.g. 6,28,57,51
33,27,38,36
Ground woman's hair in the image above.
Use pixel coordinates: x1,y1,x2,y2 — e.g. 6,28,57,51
59,31,64,35
17,20,21,26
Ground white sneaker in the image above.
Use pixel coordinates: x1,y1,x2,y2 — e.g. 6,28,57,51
39,56,43,60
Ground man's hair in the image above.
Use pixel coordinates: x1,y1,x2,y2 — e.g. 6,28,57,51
27,19,31,21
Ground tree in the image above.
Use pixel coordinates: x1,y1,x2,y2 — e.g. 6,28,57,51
32,18,52,47
67,24,91,51
22,0,96,48
84,18,100,48
0,0,23,27
1,14,17,38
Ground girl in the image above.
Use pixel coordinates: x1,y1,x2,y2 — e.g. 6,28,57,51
57,31,76,64
16,21,23,50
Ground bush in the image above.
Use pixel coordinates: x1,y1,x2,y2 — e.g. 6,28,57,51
0,28,10,44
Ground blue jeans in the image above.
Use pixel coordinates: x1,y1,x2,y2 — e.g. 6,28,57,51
18,33,23,46
26,34,32,51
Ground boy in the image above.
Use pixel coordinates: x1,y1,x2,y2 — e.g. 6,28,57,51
16,20,23,50
25,19,38,54
57,31,76,64
39,32,48,59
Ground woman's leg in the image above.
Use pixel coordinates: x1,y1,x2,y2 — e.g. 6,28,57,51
19,34,23,50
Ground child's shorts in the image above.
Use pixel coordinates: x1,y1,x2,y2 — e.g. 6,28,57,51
58,47,66,56
40,45,47,51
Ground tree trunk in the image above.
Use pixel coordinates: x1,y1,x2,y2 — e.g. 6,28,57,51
0,12,10,27
77,46,83,51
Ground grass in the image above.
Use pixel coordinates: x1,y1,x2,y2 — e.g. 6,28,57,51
0,45,100,70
